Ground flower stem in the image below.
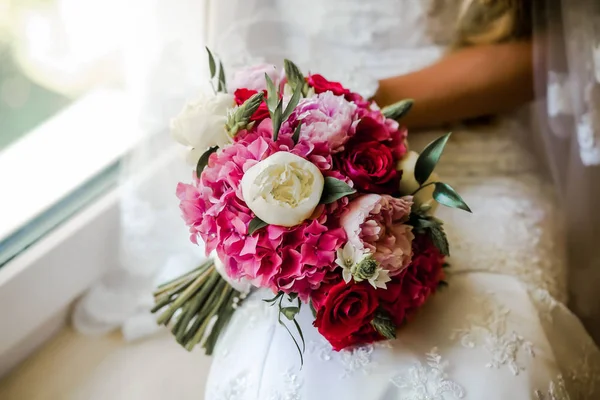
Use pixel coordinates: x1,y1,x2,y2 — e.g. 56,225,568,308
411,181,436,196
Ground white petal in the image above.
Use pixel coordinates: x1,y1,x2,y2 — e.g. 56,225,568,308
343,269,352,284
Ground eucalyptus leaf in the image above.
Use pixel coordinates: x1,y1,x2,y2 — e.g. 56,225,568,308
206,47,216,78
381,99,414,120
265,73,278,112
217,60,227,93
371,310,397,340
414,133,451,185
433,182,472,213
248,217,268,235
320,177,356,204
196,146,218,178
292,121,303,144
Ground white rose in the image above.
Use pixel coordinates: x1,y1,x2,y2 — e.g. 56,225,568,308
241,152,325,227
210,250,251,294
397,151,439,213
170,92,235,164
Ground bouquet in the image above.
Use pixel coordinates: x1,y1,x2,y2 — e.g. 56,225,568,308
152,49,470,362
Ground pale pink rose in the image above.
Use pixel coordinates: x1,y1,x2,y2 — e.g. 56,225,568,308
290,92,357,152
340,194,414,276
228,63,280,92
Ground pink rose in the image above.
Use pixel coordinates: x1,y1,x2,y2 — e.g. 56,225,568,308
340,194,414,276
228,63,280,92
290,92,357,152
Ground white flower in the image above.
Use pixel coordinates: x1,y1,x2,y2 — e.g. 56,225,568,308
211,250,251,294
397,150,439,214
336,241,363,283
336,242,391,289
241,152,324,227
170,92,235,165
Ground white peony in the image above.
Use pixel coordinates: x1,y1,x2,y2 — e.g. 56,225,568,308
397,151,439,213
170,92,235,165
241,152,325,227
210,250,251,294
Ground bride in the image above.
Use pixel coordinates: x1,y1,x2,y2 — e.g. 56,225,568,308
199,0,600,399
71,0,600,398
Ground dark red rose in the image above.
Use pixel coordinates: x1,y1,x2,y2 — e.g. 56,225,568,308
378,234,445,324
338,139,400,194
234,88,269,122
326,323,383,351
313,280,380,351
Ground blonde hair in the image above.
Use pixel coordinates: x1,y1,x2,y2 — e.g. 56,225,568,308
455,0,532,47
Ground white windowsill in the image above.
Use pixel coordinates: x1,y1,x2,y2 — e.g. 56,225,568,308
0,88,147,376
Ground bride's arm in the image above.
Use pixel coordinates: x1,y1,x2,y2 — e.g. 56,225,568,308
373,41,533,129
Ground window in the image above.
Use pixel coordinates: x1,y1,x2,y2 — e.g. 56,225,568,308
0,0,143,266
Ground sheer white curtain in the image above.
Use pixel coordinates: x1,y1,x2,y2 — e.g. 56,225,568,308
72,0,210,340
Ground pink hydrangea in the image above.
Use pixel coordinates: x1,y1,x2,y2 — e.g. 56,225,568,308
176,118,346,299
228,63,281,92
290,92,357,153
340,194,414,276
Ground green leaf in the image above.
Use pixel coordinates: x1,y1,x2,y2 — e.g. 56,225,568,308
381,99,414,120
433,182,472,213
196,146,218,178
248,217,268,235
438,280,449,289
320,177,356,204
292,317,306,353
282,87,301,123
263,291,284,304
282,306,300,320
277,297,305,367
283,59,305,92
217,60,227,93
371,310,397,340
206,47,217,78
429,224,450,257
272,100,284,141
309,301,317,318
292,121,303,144
414,133,451,185
265,73,278,112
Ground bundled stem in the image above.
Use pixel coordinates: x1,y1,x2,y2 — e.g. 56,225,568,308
152,259,242,354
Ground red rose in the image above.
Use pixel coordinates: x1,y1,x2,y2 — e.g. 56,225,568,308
307,74,350,97
338,139,400,194
313,280,380,351
378,234,445,324
234,88,270,122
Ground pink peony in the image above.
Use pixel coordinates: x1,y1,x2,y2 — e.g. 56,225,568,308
228,63,280,92
290,92,357,153
340,194,414,276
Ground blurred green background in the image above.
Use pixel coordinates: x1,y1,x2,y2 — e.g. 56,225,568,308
0,46,71,151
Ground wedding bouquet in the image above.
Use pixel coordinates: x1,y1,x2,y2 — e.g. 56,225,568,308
152,49,470,362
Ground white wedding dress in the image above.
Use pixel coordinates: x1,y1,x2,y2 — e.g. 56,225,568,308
204,1,600,399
